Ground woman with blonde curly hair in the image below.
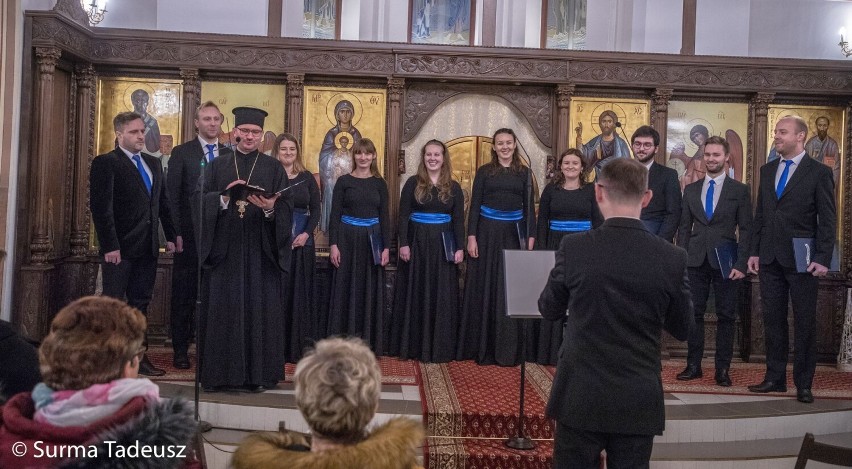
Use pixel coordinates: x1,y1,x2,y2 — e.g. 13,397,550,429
0,296,199,469
234,337,424,469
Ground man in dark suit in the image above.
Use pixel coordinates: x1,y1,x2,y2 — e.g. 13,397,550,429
539,158,692,468
747,115,836,404
90,111,176,376
632,126,681,242
676,136,752,387
166,101,232,369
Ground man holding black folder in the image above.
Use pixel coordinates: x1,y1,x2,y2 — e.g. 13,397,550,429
196,106,292,393
676,136,752,387
747,115,836,404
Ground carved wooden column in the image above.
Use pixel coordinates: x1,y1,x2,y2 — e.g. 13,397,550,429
286,73,304,139
70,64,95,257
555,84,574,159
750,92,774,204
180,68,200,143
30,47,62,264
386,77,405,245
651,88,673,164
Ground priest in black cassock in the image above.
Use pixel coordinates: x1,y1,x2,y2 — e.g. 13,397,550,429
196,106,292,393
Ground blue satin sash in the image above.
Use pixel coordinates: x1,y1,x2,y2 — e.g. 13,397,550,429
410,212,451,224
549,220,592,232
480,205,523,222
341,215,379,227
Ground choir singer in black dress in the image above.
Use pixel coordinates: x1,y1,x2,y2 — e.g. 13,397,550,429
457,128,536,366
390,139,465,363
533,148,602,365
327,138,391,354
275,133,321,362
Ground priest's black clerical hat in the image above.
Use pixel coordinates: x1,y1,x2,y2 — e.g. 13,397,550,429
233,106,268,128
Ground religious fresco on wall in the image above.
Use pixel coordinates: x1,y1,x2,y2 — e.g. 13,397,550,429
93,77,183,251
410,0,472,46
766,104,845,256
543,0,587,49
569,97,650,181
200,81,286,155
666,101,748,191
302,86,387,239
303,0,337,39
95,78,182,166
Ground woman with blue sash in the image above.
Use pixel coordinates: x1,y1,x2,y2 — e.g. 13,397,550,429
327,138,391,354
275,133,321,362
457,128,537,366
534,148,602,364
390,140,465,362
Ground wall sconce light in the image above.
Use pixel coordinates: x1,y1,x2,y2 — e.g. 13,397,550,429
80,0,107,26
840,27,852,57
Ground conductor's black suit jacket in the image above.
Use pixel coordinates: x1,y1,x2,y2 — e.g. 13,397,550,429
166,138,232,244
750,154,836,268
538,217,693,436
677,176,752,273
90,147,176,258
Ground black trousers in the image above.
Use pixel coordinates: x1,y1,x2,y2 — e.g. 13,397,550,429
686,258,740,370
553,420,654,469
758,260,819,390
170,236,198,354
102,254,158,346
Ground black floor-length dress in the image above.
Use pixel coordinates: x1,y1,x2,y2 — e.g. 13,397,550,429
282,171,321,362
326,174,391,354
533,182,602,364
456,164,536,366
390,178,465,362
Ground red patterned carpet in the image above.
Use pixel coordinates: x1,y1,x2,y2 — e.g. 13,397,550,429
146,347,852,468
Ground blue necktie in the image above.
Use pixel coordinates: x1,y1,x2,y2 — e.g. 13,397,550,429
132,154,152,195
205,144,216,163
776,160,793,199
705,179,715,220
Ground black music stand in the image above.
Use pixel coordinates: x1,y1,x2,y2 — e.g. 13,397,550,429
502,249,557,450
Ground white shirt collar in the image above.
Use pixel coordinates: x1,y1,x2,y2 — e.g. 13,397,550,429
704,172,726,185
198,136,217,147
779,150,806,165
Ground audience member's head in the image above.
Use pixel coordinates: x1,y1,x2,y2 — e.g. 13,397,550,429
0,320,41,402
294,337,381,443
39,296,146,391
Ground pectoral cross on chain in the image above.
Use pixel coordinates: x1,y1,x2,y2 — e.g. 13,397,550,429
236,200,249,219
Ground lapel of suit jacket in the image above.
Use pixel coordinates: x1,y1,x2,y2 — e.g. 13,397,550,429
688,180,709,224
778,154,813,199
710,176,734,222
116,147,152,197
763,158,780,202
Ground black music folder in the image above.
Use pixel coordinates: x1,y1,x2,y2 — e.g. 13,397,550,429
792,238,840,273
714,240,738,279
441,231,456,263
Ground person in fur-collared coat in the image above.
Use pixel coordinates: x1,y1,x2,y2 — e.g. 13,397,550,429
0,297,200,469
233,337,424,469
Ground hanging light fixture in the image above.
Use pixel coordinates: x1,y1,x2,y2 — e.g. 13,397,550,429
80,0,108,26
840,27,852,57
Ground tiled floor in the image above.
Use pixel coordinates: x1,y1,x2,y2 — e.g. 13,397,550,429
158,380,852,468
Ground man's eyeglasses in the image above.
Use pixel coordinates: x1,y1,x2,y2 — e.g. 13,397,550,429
236,127,263,136
632,142,655,149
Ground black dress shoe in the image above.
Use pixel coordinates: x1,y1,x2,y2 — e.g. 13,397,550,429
173,351,190,370
715,368,732,387
676,365,703,381
246,385,267,394
797,388,814,403
748,380,787,393
138,354,166,377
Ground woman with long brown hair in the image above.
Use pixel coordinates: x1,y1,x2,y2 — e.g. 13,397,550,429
457,128,536,366
327,138,391,354
390,139,464,363
274,133,321,362
533,148,602,364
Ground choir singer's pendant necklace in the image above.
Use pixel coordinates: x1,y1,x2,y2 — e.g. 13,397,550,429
234,151,260,219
